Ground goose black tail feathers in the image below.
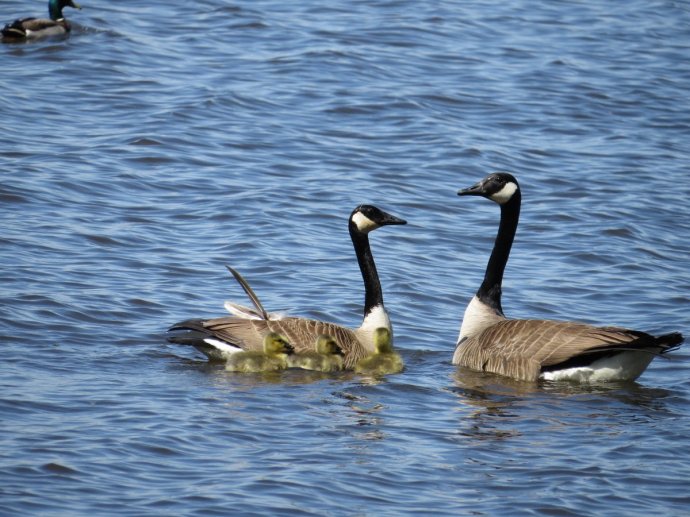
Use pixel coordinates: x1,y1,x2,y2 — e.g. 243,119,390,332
167,319,210,346
657,332,684,354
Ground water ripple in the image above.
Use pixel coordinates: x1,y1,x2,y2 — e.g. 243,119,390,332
2,0,690,515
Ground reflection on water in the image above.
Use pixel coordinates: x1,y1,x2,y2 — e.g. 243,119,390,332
449,368,530,441
187,360,392,442
334,390,387,441
449,366,679,445
3,0,690,513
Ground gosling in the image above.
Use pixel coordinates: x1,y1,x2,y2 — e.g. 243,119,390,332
226,332,294,373
354,327,404,375
288,334,345,372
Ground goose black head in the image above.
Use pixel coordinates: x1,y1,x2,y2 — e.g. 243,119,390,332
349,205,407,234
457,172,520,205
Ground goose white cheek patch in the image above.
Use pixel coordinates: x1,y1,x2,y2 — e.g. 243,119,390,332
351,212,379,233
489,182,518,204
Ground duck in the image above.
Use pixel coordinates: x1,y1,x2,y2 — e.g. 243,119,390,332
2,0,82,41
288,334,345,372
168,204,407,369
354,327,404,375
453,172,683,382
225,332,294,373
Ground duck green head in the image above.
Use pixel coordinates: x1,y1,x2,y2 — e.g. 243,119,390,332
373,327,393,354
263,332,294,355
49,0,82,20
315,335,344,356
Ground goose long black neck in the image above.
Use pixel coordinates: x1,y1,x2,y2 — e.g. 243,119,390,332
350,227,384,316
477,192,521,315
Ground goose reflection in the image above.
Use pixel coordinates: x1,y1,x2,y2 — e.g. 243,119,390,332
450,366,674,442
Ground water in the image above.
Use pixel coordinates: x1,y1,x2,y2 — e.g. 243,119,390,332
2,0,690,514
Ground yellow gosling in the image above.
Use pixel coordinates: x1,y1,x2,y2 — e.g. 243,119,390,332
354,327,403,375
226,332,294,373
288,334,345,372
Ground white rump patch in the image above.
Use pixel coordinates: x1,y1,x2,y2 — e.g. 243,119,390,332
540,350,656,383
202,338,243,359
351,212,379,233
489,182,518,205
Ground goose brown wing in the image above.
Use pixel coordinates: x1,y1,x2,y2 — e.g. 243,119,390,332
199,316,269,351
455,319,659,381
201,316,367,368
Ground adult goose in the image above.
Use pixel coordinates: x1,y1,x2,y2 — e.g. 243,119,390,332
453,172,683,382
1,0,82,41
168,204,407,369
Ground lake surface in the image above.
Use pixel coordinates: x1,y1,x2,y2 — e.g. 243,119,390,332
2,0,690,514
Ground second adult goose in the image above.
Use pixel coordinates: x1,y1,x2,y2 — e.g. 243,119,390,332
453,172,683,382
168,204,407,369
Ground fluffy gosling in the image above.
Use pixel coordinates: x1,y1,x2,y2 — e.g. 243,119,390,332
354,327,403,375
226,332,294,373
288,334,345,372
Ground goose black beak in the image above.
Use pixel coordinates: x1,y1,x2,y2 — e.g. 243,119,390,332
457,181,485,197
380,212,407,226
284,344,295,355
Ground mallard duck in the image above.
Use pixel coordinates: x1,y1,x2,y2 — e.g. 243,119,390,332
2,0,82,41
288,334,345,372
354,327,404,375
225,332,294,373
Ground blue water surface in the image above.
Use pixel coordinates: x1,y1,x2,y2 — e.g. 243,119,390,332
1,0,690,515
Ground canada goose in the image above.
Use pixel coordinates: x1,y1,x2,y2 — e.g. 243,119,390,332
288,335,345,372
354,327,404,375
226,332,294,373
168,204,407,368
2,0,81,41
454,172,684,382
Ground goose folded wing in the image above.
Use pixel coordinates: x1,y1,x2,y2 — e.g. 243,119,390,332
201,316,367,367
462,320,661,381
